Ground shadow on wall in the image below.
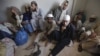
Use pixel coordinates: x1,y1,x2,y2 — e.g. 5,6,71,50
44,2,59,19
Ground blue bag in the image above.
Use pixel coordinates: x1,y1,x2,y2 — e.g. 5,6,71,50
15,28,28,46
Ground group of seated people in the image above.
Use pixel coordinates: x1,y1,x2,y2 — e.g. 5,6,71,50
0,0,74,56
0,0,100,56
72,9,100,54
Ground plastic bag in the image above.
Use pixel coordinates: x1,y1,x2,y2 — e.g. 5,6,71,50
0,42,6,56
1,38,17,56
15,28,28,46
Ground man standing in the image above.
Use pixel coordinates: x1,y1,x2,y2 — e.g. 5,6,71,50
44,14,57,36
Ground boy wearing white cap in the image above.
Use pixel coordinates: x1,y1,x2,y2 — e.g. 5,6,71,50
44,14,57,36
48,15,75,56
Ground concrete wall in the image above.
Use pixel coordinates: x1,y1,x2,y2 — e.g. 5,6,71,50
1,0,100,22
0,0,74,22
72,0,87,16
85,0,100,19
72,0,100,21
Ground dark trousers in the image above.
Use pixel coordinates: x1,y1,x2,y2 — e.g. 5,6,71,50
48,30,70,56
47,30,61,42
76,30,84,42
51,41,68,56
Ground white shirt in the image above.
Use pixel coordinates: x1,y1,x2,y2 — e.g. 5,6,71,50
59,10,66,23
77,20,82,29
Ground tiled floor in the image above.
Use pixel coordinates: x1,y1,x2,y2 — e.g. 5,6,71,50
15,32,93,56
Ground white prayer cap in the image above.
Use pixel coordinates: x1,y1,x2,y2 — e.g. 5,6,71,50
81,27,85,31
47,14,54,18
86,30,92,36
63,15,70,21
90,15,96,18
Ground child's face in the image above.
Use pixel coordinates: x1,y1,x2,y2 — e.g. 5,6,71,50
47,17,53,23
11,9,16,13
62,20,69,27
31,4,36,10
26,7,29,12
77,15,82,20
62,3,68,10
